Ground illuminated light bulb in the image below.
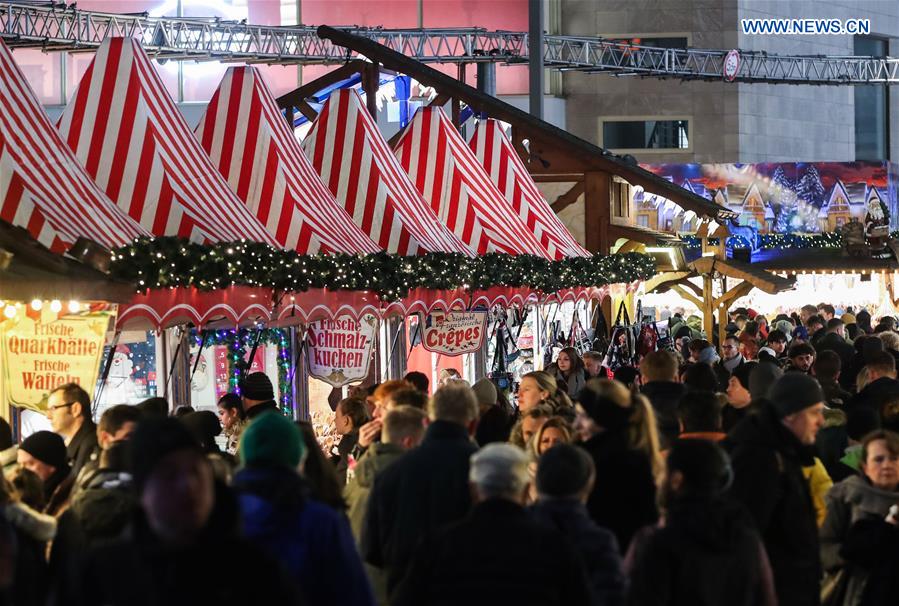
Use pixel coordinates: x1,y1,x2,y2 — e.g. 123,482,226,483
50,300,62,313
3,305,16,319
30,299,42,311
68,301,80,314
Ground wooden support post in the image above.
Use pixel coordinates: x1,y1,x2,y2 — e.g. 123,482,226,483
584,171,611,254
550,182,585,213
284,105,295,128
362,63,379,118
718,304,728,349
702,274,714,341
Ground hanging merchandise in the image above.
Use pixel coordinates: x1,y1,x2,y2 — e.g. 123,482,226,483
591,302,611,355
488,309,515,391
636,301,662,357
568,301,592,354
604,301,637,371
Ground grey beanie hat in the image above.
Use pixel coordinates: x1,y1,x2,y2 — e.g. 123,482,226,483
769,373,825,418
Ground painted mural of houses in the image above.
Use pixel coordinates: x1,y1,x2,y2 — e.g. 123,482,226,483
819,180,852,231
844,182,869,220
736,182,767,230
633,188,660,230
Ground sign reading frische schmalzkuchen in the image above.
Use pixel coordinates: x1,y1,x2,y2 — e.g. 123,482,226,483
306,314,378,387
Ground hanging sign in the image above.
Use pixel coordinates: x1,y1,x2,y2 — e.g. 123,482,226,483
422,310,488,356
1,307,114,412
306,315,378,387
723,49,740,82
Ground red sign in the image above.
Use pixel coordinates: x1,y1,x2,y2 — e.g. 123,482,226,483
422,311,488,356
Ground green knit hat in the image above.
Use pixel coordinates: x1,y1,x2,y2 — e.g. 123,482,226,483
240,411,305,469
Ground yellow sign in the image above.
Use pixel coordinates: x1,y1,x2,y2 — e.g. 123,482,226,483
1,306,114,412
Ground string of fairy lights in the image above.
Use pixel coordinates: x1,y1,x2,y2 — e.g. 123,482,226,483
680,231,896,250
111,237,659,299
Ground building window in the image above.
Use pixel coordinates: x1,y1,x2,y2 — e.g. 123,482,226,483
612,180,630,218
636,215,649,227
854,36,889,161
602,119,690,150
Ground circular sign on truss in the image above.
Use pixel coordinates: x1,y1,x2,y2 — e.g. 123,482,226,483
723,49,741,82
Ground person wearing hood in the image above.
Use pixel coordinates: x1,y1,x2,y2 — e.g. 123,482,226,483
233,412,374,606
345,406,426,605
820,430,899,606
639,351,685,450
61,417,302,606
626,439,776,606
575,379,659,553
723,373,826,606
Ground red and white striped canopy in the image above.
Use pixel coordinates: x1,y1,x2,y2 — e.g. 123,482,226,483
196,68,380,254
469,119,590,259
0,39,145,253
57,38,278,246
394,107,551,258
303,89,472,256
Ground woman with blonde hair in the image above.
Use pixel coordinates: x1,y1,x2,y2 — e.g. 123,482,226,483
518,371,575,421
574,378,661,553
527,416,574,459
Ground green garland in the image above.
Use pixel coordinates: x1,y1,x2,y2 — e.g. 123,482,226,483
193,328,293,415
112,238,657,300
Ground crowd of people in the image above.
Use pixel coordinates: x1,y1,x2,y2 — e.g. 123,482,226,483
0,301,897,605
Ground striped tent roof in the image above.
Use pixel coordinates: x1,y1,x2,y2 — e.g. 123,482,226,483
195,68,380,254
469,119,590,259
57,38,278,246
303,89,472,256
394,107,551,258
0,39,145,253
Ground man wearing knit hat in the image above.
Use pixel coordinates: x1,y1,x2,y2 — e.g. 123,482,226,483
724,373,825,606
18,430,71,511
239,371,278,421
232,412,375,606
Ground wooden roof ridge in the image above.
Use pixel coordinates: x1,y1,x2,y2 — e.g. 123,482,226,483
315,26,734,223
690,256,796,294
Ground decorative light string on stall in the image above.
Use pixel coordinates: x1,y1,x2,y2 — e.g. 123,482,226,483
112,238,657,300
680,231,867,250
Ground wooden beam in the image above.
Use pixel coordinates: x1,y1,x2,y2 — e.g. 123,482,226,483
615,240,643,254
702,274,714,343
362,63,379,118
451,98,461,131
643,270,694,295
531,174,584,183
284,105,294,128
584,171,611,254
429,93,450,108
275,60,365,109
295,99,319,123
386,127,406,149
671,285,703,310
714,280,755,309
550,182,585,213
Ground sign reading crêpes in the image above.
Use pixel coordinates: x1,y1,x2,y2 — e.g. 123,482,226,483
306,315,378,388
422,310,488,356
1,308,114,412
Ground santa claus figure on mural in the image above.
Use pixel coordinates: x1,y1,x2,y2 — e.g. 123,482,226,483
864,194,891,253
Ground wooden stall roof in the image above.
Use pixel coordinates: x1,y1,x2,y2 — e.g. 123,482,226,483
609,221,684,247
0,220,133,302
313,26,734,223
753,249,899,273
690,256,796,294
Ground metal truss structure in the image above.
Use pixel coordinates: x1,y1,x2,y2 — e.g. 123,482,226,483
1,2,898,84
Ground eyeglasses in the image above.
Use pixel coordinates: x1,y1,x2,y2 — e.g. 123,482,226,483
47,402,75,412
870,454,899,464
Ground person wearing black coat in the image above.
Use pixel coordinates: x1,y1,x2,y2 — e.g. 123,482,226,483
639,351,685,450
362,383,480,599
575,380,659,554
847,351,899,416
530,445,625,606
839,517,899,606
392,444,592,606
815,319,856,380
723,374,826,606
626,440,776,606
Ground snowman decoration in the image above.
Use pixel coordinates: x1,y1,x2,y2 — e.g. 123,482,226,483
104,345,136,405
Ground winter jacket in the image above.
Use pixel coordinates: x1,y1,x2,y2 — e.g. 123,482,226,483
530,498,626,606
475,404,513,446
816,333,856,377
331,431,358,486
640,381,686,450
66,421,99,481
723,402,822,606
59,508,302,606
820,475,899,606
4,502,56,606
803,457,833,527
848,376,899,416
816,406,849,482
839,518,899,606
345,442,406,541
549,365,586,397
580,430,658,554
245,400,279,420
233,466,375,606
392,498,593,606
361,420,478,597
625,498,777,606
